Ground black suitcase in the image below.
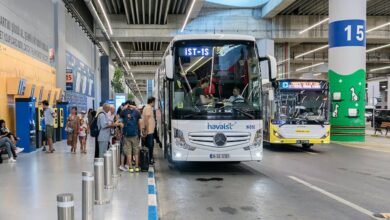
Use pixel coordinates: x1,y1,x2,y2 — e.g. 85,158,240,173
139,147,149,172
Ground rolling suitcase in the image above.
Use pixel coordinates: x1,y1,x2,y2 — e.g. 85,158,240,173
139,147,149,172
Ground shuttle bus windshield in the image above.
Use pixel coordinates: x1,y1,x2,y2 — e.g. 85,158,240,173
274,80,329,125
172,40,261,120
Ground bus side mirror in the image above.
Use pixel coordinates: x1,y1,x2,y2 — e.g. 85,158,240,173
165,54,174,80
259,55,277,82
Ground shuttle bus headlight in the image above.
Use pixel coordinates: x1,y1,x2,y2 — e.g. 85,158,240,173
251,129,262,148
273,130,283,138
174,128,194,150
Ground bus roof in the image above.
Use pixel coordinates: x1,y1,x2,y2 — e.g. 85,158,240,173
172,34,256,43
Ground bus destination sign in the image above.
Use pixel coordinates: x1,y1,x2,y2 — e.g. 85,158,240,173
279,81,322,90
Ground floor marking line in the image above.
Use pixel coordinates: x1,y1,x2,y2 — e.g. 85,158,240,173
148,166,158,220
288,175,379,219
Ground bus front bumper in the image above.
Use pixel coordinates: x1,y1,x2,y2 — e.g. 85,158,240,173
172,146,263,162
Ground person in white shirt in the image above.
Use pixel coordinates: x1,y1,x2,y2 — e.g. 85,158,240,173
78,118,88,154
227,87,245,103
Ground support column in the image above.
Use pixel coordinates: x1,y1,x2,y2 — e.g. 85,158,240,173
329,0,366,141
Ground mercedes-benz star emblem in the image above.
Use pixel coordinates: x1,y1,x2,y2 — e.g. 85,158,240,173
214,133,227,147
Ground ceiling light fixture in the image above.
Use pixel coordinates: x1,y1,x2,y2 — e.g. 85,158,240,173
366,43,390,53
296,62,325,72
277,58,290,65
295,45,329,59
116,42,125,57
97,0,113,35
366,22,390,33
370,66,390,72
299,18,329,35
180,0,197,32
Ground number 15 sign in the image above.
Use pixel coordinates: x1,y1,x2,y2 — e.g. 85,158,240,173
329,19,366,48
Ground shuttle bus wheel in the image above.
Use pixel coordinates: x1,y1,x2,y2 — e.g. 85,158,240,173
302,144,313,149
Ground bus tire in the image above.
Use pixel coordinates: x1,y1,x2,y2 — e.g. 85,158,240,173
302,144,313,149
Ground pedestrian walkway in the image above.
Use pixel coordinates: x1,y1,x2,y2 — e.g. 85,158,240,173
0,139,148,220
333,127,390,153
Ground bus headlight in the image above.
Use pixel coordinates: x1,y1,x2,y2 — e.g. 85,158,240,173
174,128,193,150
273,130,283,138
251,129,262,148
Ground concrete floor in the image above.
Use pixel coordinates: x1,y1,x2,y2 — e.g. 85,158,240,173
155,143,390,220
0,139,148,220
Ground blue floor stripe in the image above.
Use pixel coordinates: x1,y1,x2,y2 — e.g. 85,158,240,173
148,206,158,220
148,172,154,178
148,185,156,194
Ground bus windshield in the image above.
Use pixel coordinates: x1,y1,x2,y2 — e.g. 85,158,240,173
172,40,261,120
275,86,329,124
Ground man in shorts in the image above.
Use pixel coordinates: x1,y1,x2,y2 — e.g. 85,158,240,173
120,100,142,173
42,100,56,153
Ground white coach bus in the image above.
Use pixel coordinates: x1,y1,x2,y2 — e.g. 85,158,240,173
155,34,276,163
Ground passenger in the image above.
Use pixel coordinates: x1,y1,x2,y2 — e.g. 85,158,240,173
194,79,213,105
66,106,79,154
119,100,142,172
97,104,118,158
87,108,93,128
43,100,56,153
203,76,216,97
79,110,89,141
0,119,23,153
0,136,17,163
143,97,156,165
227,87,245,103
78,118,88,154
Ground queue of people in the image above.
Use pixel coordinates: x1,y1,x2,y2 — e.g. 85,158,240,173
1,97,159,169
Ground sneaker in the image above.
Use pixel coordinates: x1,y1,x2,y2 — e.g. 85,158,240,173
119,165,127,172
8,158,16,163
129,168,134,173
16,147,24,154
125,165,130,170
135,167,140,172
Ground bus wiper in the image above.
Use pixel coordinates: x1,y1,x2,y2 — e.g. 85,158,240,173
232,107,255,119
181,111,205,119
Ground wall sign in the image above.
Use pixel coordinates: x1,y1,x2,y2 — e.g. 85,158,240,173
0,15,50,63
65,69,74,91
329,19,366,48
65,51,95,97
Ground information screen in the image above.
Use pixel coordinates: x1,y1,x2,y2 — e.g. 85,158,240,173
279,80,323,90
178,47,212,57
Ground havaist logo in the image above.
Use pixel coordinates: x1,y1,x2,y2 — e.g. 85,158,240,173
207,122,236,130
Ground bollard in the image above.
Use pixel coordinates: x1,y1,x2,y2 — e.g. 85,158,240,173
94,158,107,205
111,145,119,178
57,193,74,220
116,143,121,169
104,151,113,189
82,171,94,220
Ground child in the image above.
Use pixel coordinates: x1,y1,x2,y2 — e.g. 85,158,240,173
79,118,88,154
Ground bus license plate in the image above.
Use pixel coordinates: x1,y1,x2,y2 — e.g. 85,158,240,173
296,140,309,144
210,154,230,159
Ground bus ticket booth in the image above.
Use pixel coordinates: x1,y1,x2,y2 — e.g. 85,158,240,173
57,102,69,140
53,108,59,143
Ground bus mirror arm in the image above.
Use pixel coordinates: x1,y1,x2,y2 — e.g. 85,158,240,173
259,56,277,82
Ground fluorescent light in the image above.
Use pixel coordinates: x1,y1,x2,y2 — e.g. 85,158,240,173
313,72,322,76
116,42,125,57
366,22,390,33
370,66,390,72
186,57,203,72
366,43,390,53
299,18,329,35
295,45,329,59
180,0,196,32
97,0,113,35
277,58,290,65
296,62,325,72
126,61,131,70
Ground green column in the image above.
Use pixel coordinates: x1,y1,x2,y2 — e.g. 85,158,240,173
329,0,366,142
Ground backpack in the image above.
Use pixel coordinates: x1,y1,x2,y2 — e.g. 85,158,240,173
90,112,104,137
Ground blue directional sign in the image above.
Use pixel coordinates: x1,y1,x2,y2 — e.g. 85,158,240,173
329,19,366,48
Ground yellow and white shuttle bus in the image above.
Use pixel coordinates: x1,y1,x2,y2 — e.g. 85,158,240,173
262,79,330,149
155,34,276,163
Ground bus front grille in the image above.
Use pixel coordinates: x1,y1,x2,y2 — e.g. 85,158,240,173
188,132,251,147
